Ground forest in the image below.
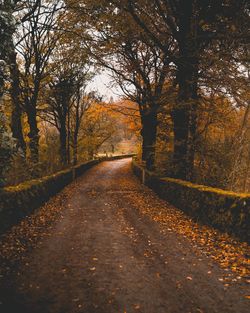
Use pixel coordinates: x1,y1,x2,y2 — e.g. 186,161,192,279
0,0,249,192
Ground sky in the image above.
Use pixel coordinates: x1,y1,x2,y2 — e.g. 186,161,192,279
87,72,122,101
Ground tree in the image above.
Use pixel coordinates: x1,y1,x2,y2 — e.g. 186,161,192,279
46,73,75,164
81,103,117,159
0,0,23,184
70,88,93,165
15,0,62,163
124,0,249,179
0,102,17,186
8,40,26,155
43,37,93,165
66,0,174,169
1,0,42,154
0,0,16,100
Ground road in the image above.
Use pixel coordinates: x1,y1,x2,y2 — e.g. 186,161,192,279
0,158,249,313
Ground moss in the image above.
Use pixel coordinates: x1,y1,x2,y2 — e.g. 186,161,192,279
132,160,250,243
161,177,250,198
0,161,98,234
0,156,127,233
4,168,72,193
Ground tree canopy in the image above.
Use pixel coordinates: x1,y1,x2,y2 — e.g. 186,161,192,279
0,0,249,192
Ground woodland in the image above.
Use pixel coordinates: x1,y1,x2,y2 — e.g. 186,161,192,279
0,0,249,193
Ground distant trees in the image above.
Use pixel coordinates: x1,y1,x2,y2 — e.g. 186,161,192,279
70,87,93,165
81,103,118,159
45,63,94,165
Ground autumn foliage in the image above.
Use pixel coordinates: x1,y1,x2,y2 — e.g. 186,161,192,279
0,1,249,194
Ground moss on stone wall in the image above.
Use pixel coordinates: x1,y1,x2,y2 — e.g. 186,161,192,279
132,159,250,243
0,168,73,234
0,160,101,234
0,155,134,234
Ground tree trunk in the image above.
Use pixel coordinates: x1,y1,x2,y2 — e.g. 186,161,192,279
171,104,189,179
27,106,39,164
59,122,67,165
172,59,199,179
73,105,80,166
169,1,199,180
186,66,198,180
0,2,14,100
141,109,158,170
72,125,79,166
67,109,71,164
243,146,250,192
73,139,78,165
88,147,94,160
9,44,26,155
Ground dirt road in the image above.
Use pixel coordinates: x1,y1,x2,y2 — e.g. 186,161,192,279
0,159,249,313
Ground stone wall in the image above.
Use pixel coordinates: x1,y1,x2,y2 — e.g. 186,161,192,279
0,156,133,234
132,160,250,243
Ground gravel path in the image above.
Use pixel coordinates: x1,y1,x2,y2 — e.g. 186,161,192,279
0,158,249,313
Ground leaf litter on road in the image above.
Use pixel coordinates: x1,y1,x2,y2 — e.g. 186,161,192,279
122,185,250,283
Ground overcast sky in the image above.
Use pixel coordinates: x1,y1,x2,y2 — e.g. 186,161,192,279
87,72,122,101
